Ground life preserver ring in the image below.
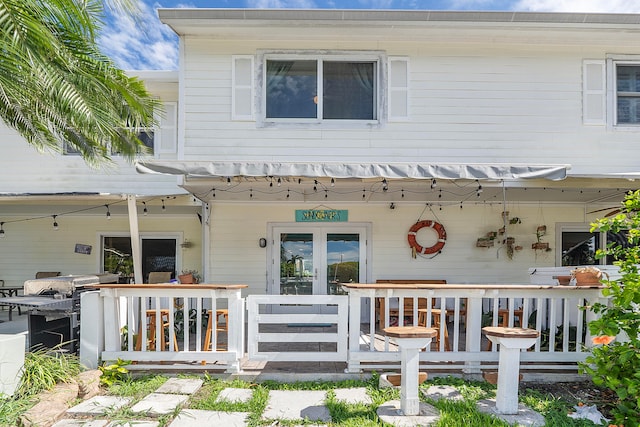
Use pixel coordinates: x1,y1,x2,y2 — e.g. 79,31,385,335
407,220,447,255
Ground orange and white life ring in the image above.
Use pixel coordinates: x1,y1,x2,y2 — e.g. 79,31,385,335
407,220,447,255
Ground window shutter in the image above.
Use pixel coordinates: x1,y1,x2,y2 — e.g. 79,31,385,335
232,55,254,120
388,57,409,121
583,60,606,125
157,102,177,154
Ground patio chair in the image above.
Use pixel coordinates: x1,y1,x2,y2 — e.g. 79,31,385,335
147,271,172,284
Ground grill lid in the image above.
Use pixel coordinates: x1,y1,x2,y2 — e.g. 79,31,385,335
24,275,100,296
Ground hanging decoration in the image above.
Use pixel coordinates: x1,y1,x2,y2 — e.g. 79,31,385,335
407,220,447,258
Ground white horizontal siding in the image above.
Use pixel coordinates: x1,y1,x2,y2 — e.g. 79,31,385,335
208,203,587,295
179,38,640,175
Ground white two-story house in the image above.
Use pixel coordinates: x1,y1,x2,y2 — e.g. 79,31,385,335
3,9,640,302
133,8,640,303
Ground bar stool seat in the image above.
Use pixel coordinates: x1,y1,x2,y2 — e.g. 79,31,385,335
203,309,228,351
417,308,451,351
135,309,178,351
486,308,524,350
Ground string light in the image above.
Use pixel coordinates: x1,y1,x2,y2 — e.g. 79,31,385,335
431,179,437,189
401,189,405,198
277,177,282,187
324,190,328,199
142,201,148,215
362,189,366,199
161,199,166,210
286,189,290,198
313,180,318,192
52,215,59,230
227,177,231,186
249,189,253,199
476,180,483,197
105,205,111,220
0,222,5,238
331,178,335,187
382,179,388,192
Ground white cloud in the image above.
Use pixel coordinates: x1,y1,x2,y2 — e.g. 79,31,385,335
514,0,640,13
98,1,178,70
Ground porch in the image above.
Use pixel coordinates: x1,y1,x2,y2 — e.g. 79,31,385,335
73,281,606,382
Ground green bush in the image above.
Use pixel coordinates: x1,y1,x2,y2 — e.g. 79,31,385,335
582,189,640,425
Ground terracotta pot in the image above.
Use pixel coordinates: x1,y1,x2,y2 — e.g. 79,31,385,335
572,270,608,287
178,273,194,284
556,275,571,285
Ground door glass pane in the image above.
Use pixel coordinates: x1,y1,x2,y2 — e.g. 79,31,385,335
561,232,599,266
103,237,133,278
280,233,314,295
266,60,317,119
326,233,360,295
142,239,176,282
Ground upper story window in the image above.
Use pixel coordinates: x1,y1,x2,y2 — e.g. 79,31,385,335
250,51,393,127
615,64,640,125
265,59,376,121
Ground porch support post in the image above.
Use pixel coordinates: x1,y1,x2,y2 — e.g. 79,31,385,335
79,290,103,369
346,288,364,373
225,289,245,373
127,195,143,284
464,293,484,373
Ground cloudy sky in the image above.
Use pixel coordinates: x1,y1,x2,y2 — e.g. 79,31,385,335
98,0,640,71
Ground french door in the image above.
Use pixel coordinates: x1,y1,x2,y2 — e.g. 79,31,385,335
269,223,369,313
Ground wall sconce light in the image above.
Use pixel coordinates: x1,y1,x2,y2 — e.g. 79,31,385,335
259,238,267,248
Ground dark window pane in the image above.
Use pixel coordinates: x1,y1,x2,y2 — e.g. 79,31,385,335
266,60,317,118
323,62,375,120
561,232,599,266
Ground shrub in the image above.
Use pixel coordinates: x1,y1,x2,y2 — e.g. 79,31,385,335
582,189,640,425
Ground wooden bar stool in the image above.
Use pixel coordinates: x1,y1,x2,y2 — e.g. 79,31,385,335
203,309,228,351
135,309,178,351
417,308,451,351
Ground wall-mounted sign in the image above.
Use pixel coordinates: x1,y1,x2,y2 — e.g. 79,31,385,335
74,243,92,255
295,209,348,222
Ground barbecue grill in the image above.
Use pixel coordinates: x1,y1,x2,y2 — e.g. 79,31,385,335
0,273,118,353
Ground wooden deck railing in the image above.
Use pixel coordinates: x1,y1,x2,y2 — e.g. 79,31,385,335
341,283,607,374
79,283,246,372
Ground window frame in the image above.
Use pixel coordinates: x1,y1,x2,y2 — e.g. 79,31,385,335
256,50,387,128
607,55,640,130
556,222,628,266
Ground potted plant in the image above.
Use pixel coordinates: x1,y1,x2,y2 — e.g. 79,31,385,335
178,269,201,284
532,225,551,251
571,266,608,287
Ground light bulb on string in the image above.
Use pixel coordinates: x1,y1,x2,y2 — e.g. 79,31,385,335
52,215,59,230
324,190,328,199
286,189,290,198
105,205,111,220
249,189,253,199
431,179,437,189
277,177,282,187
227,177,231,186
161,199,166,210
330,178,335,187
382,179,388,192
313,180,318,192
401,189,405,198
362,189,366,199
142,201,148,216
0,222,5,238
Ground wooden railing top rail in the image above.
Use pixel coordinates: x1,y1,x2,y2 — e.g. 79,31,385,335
87,283,248,290
343,283,605,290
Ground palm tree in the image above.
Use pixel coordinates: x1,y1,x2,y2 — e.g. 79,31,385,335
0,0,158,166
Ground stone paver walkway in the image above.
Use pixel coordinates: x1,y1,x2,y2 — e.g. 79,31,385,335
50,376,542,427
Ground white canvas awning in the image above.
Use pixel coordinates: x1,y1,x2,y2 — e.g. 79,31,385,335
136,161,569,181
